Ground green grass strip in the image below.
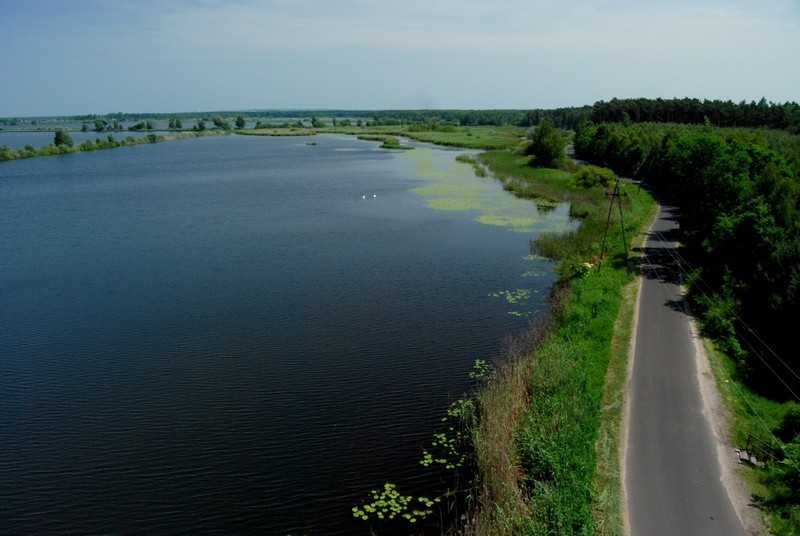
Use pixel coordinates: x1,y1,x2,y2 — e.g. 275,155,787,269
468,153,655,535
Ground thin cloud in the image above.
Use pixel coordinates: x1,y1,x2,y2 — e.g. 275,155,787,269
0,0,797,115
142,0,797,60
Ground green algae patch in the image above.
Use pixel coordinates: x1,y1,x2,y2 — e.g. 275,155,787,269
476,214,542,231
426,197,485,211
401,146,574,234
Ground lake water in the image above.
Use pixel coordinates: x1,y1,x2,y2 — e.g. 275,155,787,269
0,134,571,535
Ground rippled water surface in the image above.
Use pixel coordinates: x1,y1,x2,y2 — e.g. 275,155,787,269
0,134,567,535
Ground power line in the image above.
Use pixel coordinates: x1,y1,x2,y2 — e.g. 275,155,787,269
647,227,800,385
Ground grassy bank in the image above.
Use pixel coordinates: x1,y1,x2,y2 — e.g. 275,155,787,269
468,154,655,534
355,134,414,150
240,124,526,150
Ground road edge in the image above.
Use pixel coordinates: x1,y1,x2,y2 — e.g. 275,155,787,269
619,203,653,536
688,313,768,535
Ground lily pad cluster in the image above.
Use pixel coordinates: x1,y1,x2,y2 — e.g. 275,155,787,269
351,483,440,523
489,288,531,304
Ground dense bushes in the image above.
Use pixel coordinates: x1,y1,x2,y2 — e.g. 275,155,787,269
573,165,615,189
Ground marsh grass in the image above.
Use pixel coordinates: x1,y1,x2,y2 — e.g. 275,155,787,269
468,321,550,536
243,124,525,150
395,126,524,150
356,134,414,150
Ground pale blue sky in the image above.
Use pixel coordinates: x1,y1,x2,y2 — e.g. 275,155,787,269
1,0,798,116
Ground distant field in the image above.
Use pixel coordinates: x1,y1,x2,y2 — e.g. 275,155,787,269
240,124,526,151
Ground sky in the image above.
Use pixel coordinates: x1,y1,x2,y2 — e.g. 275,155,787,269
1,0,798,117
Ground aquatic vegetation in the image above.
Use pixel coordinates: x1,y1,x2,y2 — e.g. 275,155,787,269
468,359,494,380
352,374,482,528
425,197,485,211
356,134,413,150
476,214,542,232
521,269,546,278
523,254,551,262
351,483,440,523
403,146,576,234
489,288,539,318
489,289,531,305
410,181,485,197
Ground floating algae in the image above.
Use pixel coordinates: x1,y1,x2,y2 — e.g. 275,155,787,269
402,146,575,234
398,145,576,318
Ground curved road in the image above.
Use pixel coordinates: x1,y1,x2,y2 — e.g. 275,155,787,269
624,202,745,535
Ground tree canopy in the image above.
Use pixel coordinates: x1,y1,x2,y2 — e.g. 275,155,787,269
524,118,565,168
53,129,73,147
575,120,800,397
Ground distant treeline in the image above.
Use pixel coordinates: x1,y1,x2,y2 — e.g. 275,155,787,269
575,120,800,396
5,98,798,132
591,97,800,132
56,99,800,132
58,108,591,130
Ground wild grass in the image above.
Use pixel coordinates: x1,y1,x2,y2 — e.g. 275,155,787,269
465,154,655,535
355,134,414,150
242,124,526,150
468,323,549,535
395,126,525,150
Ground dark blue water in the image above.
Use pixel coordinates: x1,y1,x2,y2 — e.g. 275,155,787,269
0,134,561,535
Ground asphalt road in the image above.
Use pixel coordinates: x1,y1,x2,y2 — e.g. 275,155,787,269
625,202,745,535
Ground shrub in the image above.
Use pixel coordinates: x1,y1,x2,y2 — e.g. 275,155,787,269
573,165,616,189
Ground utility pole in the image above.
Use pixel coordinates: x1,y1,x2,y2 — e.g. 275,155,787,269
598,178,628,271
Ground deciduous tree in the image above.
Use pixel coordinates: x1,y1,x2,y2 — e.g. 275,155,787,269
525,118,565,168
53,129,73,147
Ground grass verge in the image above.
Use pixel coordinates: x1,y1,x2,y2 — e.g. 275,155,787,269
702,338,800,533
466,155,655,535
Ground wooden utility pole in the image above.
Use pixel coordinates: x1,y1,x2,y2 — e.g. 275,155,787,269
598,179,628,271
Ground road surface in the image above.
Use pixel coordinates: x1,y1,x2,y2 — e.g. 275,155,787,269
624,202,746,535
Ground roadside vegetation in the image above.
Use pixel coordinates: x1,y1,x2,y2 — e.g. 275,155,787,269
574,118,800,533
465,143,654,535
